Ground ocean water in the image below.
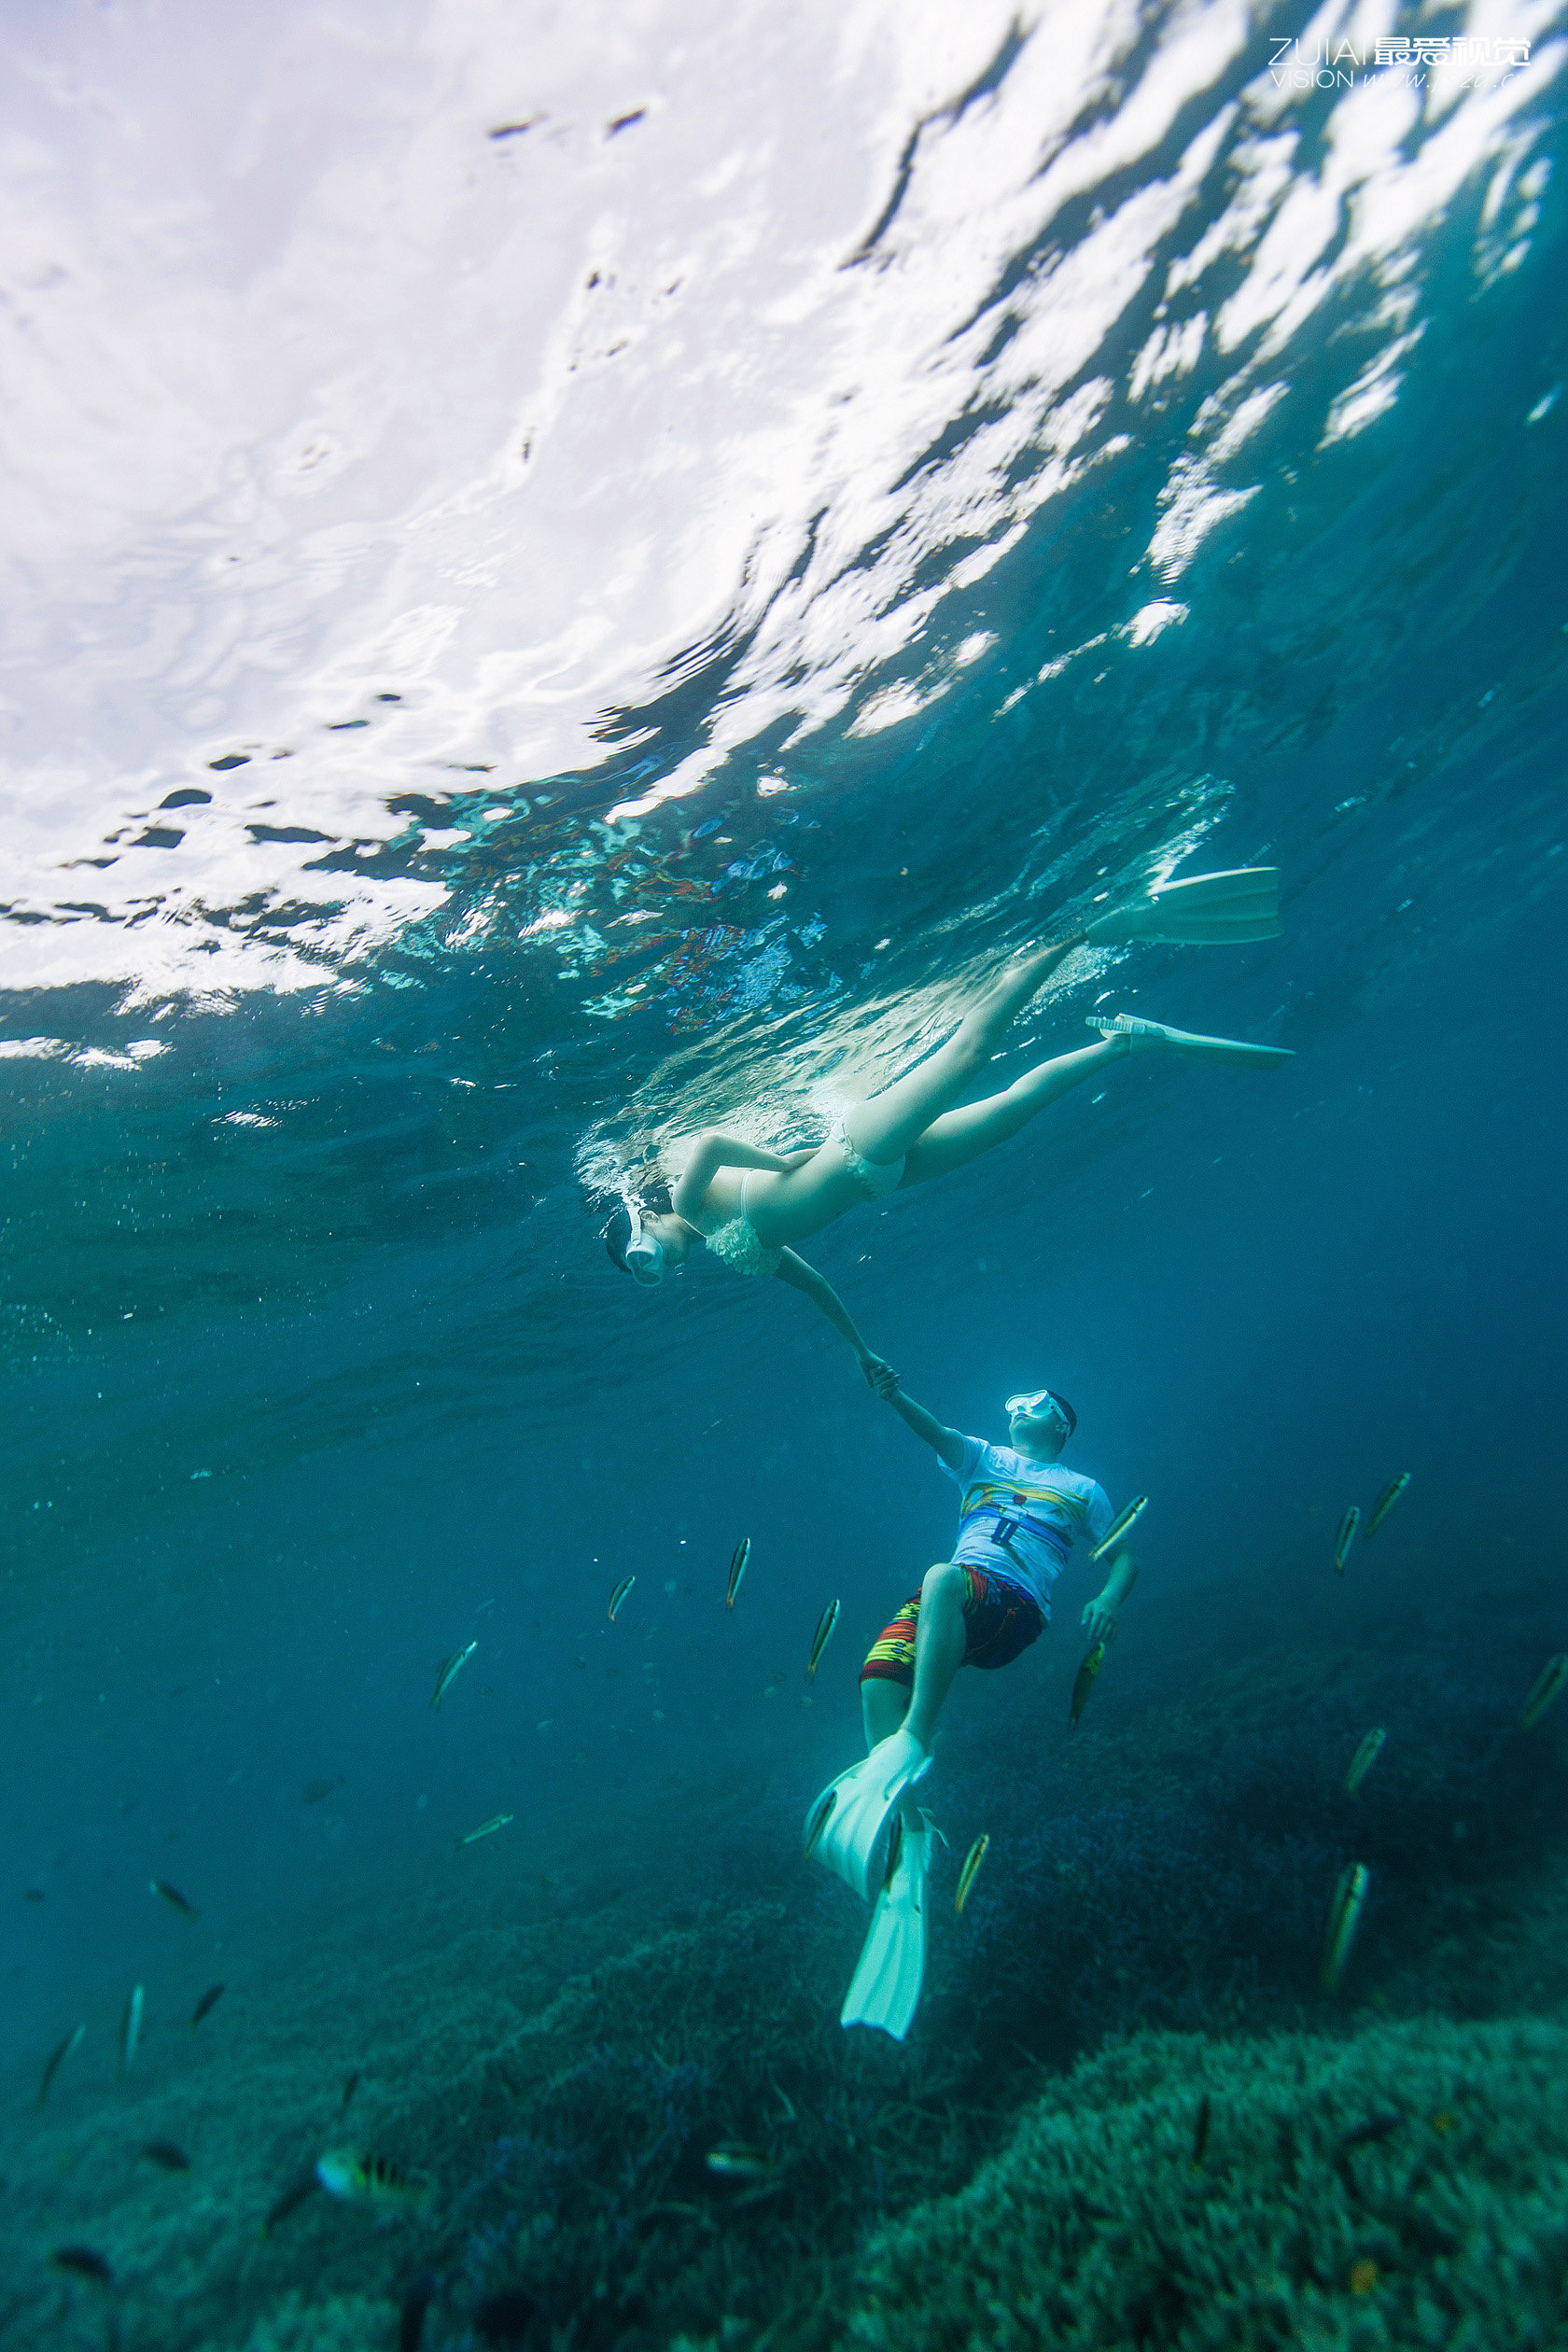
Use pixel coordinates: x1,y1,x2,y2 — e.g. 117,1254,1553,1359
2,3,1566,2346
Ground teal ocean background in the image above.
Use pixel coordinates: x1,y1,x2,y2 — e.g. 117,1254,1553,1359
2,4,1565,2346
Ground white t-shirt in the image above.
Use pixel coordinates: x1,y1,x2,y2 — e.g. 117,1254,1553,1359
940,1435,1115,1615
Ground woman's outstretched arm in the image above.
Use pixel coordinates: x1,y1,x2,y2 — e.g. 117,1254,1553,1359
672,1132,808,1224
772,1249,890,1385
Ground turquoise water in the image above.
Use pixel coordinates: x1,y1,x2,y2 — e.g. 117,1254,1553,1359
3,6,1566,2346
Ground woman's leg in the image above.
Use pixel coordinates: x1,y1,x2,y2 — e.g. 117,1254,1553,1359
843,934,1084,1168
899,1032,1127,1186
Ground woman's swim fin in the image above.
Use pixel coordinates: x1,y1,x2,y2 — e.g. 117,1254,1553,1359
1092,1014,1294,1064
1085,867,1281,946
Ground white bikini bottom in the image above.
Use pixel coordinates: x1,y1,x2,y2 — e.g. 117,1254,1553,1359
829,1117,905,1200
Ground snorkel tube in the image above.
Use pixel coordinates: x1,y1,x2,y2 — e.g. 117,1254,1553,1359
605,1194,665,1287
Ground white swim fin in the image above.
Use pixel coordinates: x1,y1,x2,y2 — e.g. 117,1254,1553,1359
803,1727,930,1904
840,1813,931,2040
1085,867,1281,947
1092,1013,1294,1066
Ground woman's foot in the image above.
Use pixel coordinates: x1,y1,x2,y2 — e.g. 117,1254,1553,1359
1092,1014,1293,1065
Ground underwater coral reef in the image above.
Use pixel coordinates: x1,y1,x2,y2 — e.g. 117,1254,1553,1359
6,1618,1565,2351
844,2018,1568,2352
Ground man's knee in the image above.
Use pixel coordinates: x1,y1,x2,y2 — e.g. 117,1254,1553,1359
920,1561,967,1613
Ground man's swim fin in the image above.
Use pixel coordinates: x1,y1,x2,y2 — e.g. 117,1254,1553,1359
804,1727,931,1904
840,1814,931,2040
1092,1013,1294,1065
1085,867,1281,946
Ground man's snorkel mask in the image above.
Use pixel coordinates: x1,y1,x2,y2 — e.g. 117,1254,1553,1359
1005,1386,1078,1445
605,1195,665,1287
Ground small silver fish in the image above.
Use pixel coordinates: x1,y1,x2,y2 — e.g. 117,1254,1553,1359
608,1575,636,1621
806,1599,840,1680
189,1981,225,2030
150,1876,198,1918
1365,1472,1410,1538
1089,1495,1147,1564
1069,1640,1105,1728
954,1832,989,1916
429,1641,477,1709
35,2023,85,2112
52,2246,113,2284
1338,2109,1404,2152
1520,1653,1568,1732
455,1813,514,1848
726,1537,750,1611
705,2145,775,2180
802,1785,837,1860
260,2165,322,2236
316,2149,429,2216
1321,1862,1370,1992
121,1983,145,2072
1344,1729,1386,1796
1333,1505,1359,1575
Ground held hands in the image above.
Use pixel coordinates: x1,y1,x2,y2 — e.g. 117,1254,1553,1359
861,1356,902,1398
1080,1591,1119,1645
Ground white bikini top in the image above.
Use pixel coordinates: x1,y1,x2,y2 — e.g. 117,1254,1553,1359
687,1169,782,1278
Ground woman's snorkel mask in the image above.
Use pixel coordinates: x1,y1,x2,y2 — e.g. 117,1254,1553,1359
605,1195,665,1287
1005,1387,1078,1444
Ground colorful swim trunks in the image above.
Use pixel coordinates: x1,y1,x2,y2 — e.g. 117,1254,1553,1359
859,1565,1045,1688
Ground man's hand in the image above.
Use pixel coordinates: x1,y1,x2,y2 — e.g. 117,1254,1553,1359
861,1356,901,1398
1080,1590,1119,1645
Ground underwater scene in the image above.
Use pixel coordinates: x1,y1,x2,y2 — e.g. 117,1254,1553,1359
2,2,1566,2346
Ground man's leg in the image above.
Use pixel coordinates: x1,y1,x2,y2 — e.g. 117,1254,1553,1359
903,1562,970,1747
859,1566,968,1752
861,1672,910,1749
860,1588,923,1749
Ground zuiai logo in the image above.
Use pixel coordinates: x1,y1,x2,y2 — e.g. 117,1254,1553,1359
1267,35,1531,89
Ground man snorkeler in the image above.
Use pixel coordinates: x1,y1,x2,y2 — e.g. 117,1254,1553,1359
802,1369,1138,2039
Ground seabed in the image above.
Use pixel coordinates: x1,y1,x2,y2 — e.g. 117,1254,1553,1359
6,1621,1566,2351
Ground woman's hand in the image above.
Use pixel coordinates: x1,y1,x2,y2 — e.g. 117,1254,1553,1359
753,1145,812,1173
1079,1590,1119,1645
861,1356,902,1398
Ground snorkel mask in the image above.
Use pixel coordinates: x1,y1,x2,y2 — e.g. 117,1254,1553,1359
1005,1387,1075,1442
622,1196,665,1288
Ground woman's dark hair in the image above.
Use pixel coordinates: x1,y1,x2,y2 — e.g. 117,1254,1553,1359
604,1205,634,1272
603,1178,672,1275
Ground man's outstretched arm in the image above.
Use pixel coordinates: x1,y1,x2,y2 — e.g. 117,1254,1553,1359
867,1363,966,1471
1081,1548,1139,1643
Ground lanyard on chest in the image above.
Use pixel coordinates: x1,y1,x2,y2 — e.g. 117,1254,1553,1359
967,1491,1065,1569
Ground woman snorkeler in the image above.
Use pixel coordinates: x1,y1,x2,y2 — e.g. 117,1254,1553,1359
603,872,1290,1374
